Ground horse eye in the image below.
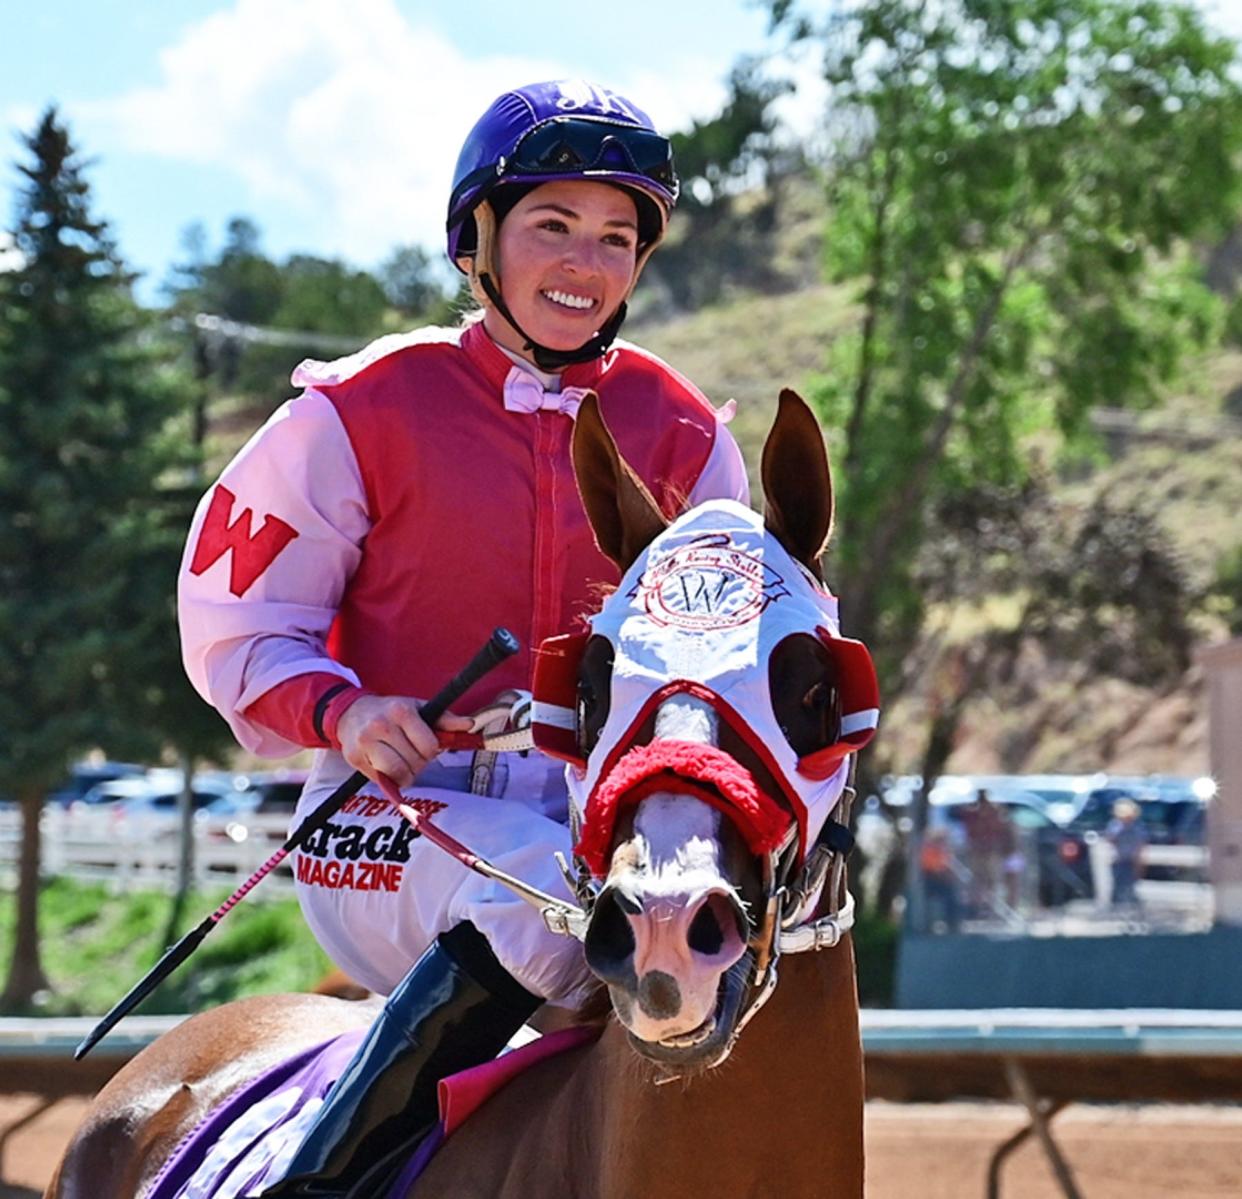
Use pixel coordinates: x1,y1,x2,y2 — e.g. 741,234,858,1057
803,682,829,711
576,636,615,760
770,634,839,757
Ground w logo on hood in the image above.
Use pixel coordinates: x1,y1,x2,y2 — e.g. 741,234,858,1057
629,533,790,631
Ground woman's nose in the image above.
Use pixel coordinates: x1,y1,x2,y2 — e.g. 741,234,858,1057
561,237,601,275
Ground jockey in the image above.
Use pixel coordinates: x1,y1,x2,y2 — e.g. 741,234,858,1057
178,79,748,1196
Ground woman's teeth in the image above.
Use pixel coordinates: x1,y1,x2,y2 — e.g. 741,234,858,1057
543,289,595,311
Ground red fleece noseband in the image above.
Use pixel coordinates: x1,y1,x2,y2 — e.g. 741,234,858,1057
574,740,792,878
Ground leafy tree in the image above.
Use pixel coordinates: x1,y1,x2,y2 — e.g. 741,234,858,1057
671,58,793,215
770,0,1241,675
188,216,284,327
0,109,208,1008
379,244,451,320
883,470,1200,925
648,60,800,308
911,474,1199,767
165,220,404,408
1210,545,1242,636
273,254,388,335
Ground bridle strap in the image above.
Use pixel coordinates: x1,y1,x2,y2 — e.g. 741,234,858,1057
716,774,858,1061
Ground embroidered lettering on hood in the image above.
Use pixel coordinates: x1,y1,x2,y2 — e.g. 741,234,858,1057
630,533,790,630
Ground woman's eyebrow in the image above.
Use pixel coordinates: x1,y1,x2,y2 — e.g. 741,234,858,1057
528,202,638,231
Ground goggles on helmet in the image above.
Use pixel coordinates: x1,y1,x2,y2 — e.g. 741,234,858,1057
448,116,678,234
509,117,677,191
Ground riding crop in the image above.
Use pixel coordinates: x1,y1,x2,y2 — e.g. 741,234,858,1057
74,627,520,1060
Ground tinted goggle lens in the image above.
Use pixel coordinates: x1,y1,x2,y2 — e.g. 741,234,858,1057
510,120,677,192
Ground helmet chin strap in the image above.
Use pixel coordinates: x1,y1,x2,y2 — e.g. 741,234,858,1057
476,271,627,370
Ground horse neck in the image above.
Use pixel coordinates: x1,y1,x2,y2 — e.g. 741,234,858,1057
590,936,865,1199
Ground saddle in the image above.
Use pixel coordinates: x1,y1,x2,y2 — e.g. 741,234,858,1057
146,1023,595,1199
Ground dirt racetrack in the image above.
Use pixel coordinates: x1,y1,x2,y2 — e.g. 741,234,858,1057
4,1094,1241,1198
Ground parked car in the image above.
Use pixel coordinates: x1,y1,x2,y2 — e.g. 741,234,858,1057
931,790,1094,907
79,774,242,835
114,779,239,820
76,776,167,809
1008,774,1108,826
211,770,306,815
46,759,148,807
201,770,308,844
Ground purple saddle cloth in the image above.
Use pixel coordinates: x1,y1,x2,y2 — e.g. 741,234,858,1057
144,1025,598,1199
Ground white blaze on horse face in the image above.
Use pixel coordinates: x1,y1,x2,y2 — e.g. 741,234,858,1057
607,695,749,1044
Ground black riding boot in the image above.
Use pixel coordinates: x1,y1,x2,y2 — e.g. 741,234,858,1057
259,922,541,1198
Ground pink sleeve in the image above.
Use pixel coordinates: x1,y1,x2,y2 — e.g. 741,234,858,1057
178,389,371,756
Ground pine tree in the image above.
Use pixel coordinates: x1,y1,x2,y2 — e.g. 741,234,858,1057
0,108,199,1009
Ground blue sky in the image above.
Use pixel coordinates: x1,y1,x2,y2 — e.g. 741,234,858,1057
5,1,1240,304
1,0,828,300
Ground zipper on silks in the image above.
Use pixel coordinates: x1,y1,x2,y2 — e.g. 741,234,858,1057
531,412,567,662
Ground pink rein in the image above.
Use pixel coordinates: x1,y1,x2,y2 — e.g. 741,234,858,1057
375,773,485,872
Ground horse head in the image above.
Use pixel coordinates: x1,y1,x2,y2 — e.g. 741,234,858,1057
532,391,879,1074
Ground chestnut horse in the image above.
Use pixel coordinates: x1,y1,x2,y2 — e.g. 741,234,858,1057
49,389,874,1199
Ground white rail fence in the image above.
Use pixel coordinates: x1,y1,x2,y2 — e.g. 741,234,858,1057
0,808,1212,906
0,808,297,895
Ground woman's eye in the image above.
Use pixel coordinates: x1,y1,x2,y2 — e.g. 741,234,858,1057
538,218,569,233
603,233,634,250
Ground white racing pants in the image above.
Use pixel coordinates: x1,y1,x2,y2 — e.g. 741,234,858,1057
291,748,592,1006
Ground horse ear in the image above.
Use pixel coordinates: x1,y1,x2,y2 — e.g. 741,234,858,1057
573,392,669,573
762,389,834,581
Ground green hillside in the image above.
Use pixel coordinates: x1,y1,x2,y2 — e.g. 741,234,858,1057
202,263,1240,779
630,283,857,492
635,290,1242,778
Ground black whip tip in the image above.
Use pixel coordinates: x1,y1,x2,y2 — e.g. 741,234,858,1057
73,1029,102,1060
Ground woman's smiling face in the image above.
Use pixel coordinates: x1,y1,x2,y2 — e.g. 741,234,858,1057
485,179,639,360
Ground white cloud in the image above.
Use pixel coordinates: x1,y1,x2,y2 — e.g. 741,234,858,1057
0,230,24,273
1198,0,1242,43
83,0,732,266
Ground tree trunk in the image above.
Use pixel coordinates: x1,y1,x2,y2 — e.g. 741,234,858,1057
2,788,50,1010
162,751,197,948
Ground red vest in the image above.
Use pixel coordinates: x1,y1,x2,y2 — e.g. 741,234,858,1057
318,323,717,713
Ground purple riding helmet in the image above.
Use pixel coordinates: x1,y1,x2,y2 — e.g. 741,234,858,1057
446,79,680,368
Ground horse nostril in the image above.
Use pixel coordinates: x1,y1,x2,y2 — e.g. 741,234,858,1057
637,970,681,1021
688,903,725,955
687,893,746,957
585,887,638,986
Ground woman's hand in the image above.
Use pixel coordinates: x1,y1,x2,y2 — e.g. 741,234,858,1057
336,695,473,787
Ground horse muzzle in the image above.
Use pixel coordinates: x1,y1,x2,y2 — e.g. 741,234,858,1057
585,869,756,1068
580,741,776,1069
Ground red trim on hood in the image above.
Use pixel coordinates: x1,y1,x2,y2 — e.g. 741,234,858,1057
531,634,590,765
574,739,791,877
580,680,809,870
